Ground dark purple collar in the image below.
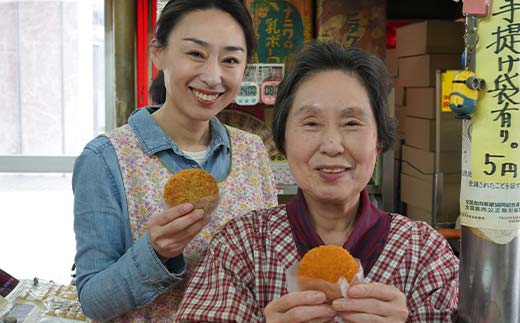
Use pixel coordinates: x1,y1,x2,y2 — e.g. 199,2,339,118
287,188,391,275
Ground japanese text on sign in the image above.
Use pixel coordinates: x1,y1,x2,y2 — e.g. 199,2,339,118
473,0,520,183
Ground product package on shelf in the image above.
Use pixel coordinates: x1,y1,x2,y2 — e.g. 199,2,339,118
0,274,90,322
245,0,313,67
316,0,386,58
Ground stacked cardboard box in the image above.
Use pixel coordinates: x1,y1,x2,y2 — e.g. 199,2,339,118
394,20,465,225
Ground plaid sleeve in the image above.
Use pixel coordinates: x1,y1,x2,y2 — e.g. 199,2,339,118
406,223,459,323
176,217,264,322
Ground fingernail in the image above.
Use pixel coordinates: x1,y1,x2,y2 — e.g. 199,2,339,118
181,203,193,212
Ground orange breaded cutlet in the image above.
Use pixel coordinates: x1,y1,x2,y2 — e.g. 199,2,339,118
297,245,358,283
163,168,218,208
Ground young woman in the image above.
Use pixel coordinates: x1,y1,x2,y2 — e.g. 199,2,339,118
72,1,277,321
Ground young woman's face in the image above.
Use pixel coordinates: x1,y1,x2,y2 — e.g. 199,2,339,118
284,70,381,206
152,9,247,121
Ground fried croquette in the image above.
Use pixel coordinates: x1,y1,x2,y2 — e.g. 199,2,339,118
297,245,358,284
296,245,359,301
163,168,219,211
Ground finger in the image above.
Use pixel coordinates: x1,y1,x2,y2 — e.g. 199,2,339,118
161,209,206,234
153,214,210,258
332,297,393,316
348,283,402,302
167,211,211,241
337,311,385,323
266,291,327,313
154,203,194,226
333,296,408,320
284,304,336,322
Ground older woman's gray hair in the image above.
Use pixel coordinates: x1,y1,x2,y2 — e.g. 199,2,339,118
272,41,396,155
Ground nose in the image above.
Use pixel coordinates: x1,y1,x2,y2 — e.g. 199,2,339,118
199,58,223,88
319,127,344,156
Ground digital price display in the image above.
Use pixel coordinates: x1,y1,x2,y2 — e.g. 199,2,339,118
235,81,260,106
261,81,280,105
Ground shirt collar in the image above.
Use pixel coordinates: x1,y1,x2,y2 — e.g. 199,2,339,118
128,106,230,156
286,187,391,275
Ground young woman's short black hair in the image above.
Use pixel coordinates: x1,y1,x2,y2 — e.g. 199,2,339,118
272,41,396,155
149,0,255,104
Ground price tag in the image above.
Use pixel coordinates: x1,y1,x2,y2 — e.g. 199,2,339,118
235,81,260,106
261,81,280,105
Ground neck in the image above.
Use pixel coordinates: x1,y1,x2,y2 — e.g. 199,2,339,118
305,194,360,246
152,103,211,151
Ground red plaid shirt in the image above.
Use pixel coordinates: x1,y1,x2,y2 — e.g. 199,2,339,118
176,206,459,322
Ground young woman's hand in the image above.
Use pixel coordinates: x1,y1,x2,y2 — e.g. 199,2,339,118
148,203,210,260
332,282,408,323
264,290,336,323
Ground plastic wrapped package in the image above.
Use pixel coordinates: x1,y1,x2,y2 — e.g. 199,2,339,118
0,278,90,322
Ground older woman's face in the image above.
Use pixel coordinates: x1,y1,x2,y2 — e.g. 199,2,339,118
284,70,381,205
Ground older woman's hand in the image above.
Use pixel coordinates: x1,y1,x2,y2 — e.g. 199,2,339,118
264,291,336,323
148,203,210,261
332,282,408,322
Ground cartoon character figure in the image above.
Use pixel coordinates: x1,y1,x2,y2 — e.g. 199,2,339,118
449,69,486,119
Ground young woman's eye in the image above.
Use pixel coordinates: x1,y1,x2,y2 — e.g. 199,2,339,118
188,51,204,58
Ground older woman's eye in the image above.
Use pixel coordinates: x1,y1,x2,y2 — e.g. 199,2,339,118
302,121,318,127
342,120,362,127
223,57,240,65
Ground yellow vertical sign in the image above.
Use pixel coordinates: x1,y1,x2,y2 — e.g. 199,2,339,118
472,0,520,183
441,70,459,112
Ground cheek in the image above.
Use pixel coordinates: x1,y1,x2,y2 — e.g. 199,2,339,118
226,70,245,92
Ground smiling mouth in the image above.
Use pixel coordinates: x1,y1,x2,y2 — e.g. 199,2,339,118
191,88,222,102
319,167,347,173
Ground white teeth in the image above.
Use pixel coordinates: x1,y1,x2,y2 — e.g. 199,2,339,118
320,168,345,173
193,90,219,101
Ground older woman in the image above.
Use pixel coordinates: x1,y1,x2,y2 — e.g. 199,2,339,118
176,41,459,322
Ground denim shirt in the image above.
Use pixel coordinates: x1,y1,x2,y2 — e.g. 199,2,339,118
72,106,231,321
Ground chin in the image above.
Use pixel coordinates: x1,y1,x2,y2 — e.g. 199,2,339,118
310,190,351,204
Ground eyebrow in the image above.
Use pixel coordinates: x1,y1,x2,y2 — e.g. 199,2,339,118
182,37,245,53
293,105,368,117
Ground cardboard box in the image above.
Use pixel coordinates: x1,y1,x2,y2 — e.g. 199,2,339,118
386,48,398,77
387,88,395,119
396,20,465,58
402,144,461,175
398,54,461,87
316,0,386,58
406,87,436,118
401,162,457,183
393,78,405,106
401,172,461,223
395,105,407,139
404,115,462,152
406,204,434,224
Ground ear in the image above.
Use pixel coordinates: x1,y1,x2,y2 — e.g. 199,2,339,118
376,142,383,155
150,38,164,70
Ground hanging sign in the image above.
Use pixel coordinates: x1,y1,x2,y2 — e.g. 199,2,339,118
460,0,520,234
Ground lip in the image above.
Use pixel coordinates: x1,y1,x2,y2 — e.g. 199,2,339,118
190,87,223,106
315,164,351,171
315,165,351,181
